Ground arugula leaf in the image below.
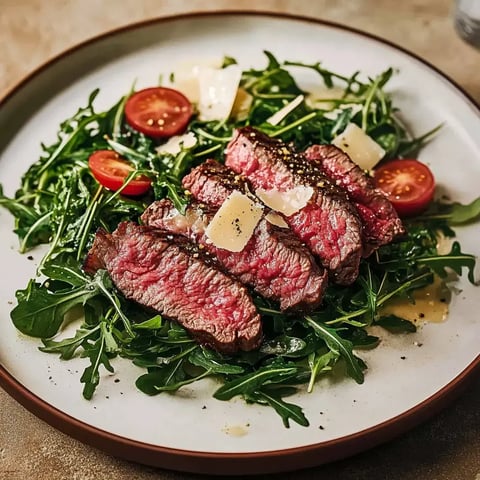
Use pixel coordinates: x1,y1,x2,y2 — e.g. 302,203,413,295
264,50,281,69
303,316,365,384
135,358,212,394
396,124,442,158
375,315,417,333
133,314,164,330
446,196,480,225
361,68,393,131
136,360,186,395
213,363,299,401
357,264,378,325
307,350,338,393
418,241,476,284
251,390,309,428
80,332,115,400
41,254,90,287
40,325,100,359
259,335,308,357
152,173,188,214
11,278,100,338
188,348,245,375
105,136,153,166
101,320,120,354
0,186,52,250
0,186,40,224
349,328,380,349
222,56,237,67
283,59,355,89
330,107,355,137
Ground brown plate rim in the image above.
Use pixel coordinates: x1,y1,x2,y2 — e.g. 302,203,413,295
1,10,479,476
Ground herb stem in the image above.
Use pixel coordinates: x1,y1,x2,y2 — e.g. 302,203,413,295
252,93,298,100
38,182,75,271
20,211,53,253
105,136,152,166
37,114,102,176
242,68,283,90
193,128,233,143
170,150,191,179
192,144,223,158
76,185,104,260
283,61,356,86
270,112,317,137
112,95,127,140
376,271,433,307
155,368,213,392
95,279,135,338
257,305,284,316
324,307,369,325
361,76,381,131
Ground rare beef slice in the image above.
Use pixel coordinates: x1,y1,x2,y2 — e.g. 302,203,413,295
84,221,262,353
142,198,327,311
304,144,404,256
225,127,363,285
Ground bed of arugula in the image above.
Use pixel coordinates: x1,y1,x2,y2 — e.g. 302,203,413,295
1,52,479,428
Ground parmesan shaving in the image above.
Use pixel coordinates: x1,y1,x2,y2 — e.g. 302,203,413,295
332,123,385,171
169,57,223,103
305,86,346,109
197,65,242,121
266,94,304,126
255,186,313,216
205,191,263,252
155,132,197,155
265,211,289,228
231,87,253,121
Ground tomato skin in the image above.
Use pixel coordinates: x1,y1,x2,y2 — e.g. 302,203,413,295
124,87,193,138
373,159,435,217
88,150,151,196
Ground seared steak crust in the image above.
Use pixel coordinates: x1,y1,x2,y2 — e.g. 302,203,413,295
304,144,405,256
141,199,327,311
182,158,249,207
225,127,363,285
84,222,262,353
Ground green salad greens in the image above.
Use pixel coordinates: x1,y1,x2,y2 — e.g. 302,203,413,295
0,52,478,428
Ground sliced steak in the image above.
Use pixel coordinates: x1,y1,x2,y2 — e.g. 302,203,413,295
142,198,327,311
304,144,405,256
225,127,363,285
84,222,262,353
182,158,249,207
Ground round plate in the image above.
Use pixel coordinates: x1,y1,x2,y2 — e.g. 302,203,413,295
0,12,479,475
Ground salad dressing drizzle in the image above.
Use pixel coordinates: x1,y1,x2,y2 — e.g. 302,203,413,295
380,276,450,324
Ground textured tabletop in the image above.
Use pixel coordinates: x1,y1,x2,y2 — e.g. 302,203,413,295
1,1,479,479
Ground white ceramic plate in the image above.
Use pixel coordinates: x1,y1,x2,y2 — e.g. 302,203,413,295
0,12,479,475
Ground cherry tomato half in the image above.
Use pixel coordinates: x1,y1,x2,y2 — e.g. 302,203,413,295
124,87,193,138
88,150,151,196
373,159,435,217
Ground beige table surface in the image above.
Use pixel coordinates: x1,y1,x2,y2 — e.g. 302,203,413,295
1,1,479,479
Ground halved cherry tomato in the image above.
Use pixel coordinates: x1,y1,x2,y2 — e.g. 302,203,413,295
88,150,151,196
124,87,192,138
373,159,435,217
